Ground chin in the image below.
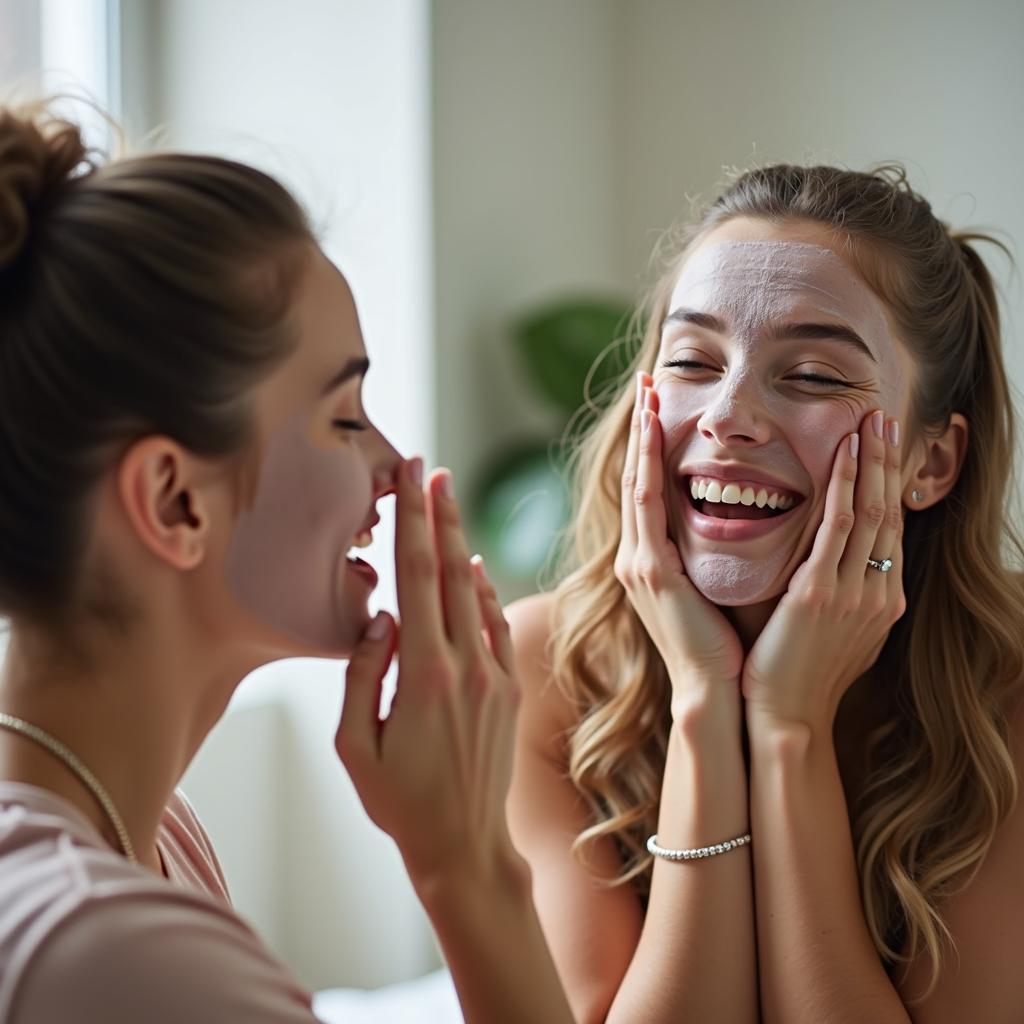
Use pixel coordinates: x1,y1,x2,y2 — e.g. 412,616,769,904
681,550,792,608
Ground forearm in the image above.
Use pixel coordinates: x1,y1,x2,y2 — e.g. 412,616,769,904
748,717,911,1024
414,851,574,1024
608,695,758,1024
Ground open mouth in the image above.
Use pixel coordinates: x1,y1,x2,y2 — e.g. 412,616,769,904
686,477,804,521
345,528,378,586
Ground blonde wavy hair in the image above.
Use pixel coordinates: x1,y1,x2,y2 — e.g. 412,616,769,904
548,164,1024,995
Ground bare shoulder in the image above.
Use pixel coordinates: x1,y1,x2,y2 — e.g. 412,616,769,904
505,592,576,739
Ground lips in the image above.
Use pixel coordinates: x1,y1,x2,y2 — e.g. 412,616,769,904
678,467,806,541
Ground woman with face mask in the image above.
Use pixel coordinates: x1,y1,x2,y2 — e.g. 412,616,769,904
507,165,1024,1022
0,105,574,1023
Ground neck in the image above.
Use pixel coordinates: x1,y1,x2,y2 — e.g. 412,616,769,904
0,612,259,870
723,597,780,651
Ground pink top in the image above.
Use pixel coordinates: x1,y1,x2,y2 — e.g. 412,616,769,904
0,782,322,1022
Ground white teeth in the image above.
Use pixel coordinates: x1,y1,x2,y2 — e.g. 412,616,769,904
689,476,800,513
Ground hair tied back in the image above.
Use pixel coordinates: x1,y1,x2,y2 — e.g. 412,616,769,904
0,106,91,272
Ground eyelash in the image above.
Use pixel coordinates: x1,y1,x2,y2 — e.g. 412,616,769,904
332,419,368,433
661,359,847,389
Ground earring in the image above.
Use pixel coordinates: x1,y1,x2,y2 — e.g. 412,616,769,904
911,489,923,503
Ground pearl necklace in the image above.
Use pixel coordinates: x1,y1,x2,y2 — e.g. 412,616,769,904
0,712,137,863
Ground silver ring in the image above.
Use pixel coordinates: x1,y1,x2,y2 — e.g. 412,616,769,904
867,556,893,573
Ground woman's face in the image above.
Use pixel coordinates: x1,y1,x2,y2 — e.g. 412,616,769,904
222,246,401,655
655,217,914,606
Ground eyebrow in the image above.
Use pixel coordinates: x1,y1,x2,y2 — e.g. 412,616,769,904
662,308,877,363
320,356,370,396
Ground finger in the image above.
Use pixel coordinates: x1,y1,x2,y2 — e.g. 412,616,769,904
394,457,446,653
840,410,888,583
471,554,514,673
634,396,671,556
866,416,902,573
429,468,483,651
801,431,859,583
336,612,395,762
620,372,650,550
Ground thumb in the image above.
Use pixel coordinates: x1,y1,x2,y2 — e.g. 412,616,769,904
336,611,395,764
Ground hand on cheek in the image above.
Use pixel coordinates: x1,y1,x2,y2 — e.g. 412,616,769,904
742,408,907,734
615,373,745,720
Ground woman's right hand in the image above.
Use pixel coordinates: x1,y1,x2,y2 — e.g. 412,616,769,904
614,373,744,717
335,458,522,891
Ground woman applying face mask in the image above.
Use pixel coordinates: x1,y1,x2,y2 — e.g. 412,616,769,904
0,105,574,1023
508,166,1024,1022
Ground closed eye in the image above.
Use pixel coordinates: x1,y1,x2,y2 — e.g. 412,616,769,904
787,373,848,387
662,358,717,371
332,419,368,432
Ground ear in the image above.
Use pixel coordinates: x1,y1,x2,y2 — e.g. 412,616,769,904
116,437,213,571
904,413,968,510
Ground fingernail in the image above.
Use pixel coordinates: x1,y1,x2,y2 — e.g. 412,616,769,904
849,433,859,458
408,458,423,486
888,420,900,448
367,612,389,640
872,411,884,438
439,469,454,498
641,410,651,433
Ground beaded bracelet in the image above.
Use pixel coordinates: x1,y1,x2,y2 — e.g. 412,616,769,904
646,832,751,861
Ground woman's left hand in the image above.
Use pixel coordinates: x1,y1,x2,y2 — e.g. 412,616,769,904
742,410,907,734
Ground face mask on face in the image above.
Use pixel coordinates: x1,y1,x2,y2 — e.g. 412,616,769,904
224,410,373,650
660,241,904,606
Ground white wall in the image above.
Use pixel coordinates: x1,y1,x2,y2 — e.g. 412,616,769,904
432,0,622,593
132,0,438,993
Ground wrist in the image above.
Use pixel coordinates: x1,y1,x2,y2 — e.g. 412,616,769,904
670,676,742,734
411,839,532,915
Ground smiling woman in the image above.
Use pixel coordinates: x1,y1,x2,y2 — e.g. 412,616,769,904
506,164,1024,1023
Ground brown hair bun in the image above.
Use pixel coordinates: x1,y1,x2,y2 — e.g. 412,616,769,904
0,106,89,270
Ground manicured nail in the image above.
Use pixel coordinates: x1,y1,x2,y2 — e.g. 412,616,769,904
888,420,900,447
872,411,884,438
367,612,389,640
641,410,651,433
439,469,454,498
470,553,484,568
408,457,423,486
849,433,859,458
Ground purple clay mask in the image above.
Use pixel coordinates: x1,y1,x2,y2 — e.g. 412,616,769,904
225,409,372,651
659,241,906,606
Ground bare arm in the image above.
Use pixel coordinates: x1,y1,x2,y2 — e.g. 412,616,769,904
507,598,756,1024
743,410,911,1022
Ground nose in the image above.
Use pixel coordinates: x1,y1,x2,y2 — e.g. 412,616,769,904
696,372,773,448
366,422,404,497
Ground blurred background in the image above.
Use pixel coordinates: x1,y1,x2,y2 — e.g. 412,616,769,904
2,0,1023,999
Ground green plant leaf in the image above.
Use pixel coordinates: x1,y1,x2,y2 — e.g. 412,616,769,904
514,297,634,416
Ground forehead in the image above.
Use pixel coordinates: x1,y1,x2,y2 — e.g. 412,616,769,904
669,235,887,336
